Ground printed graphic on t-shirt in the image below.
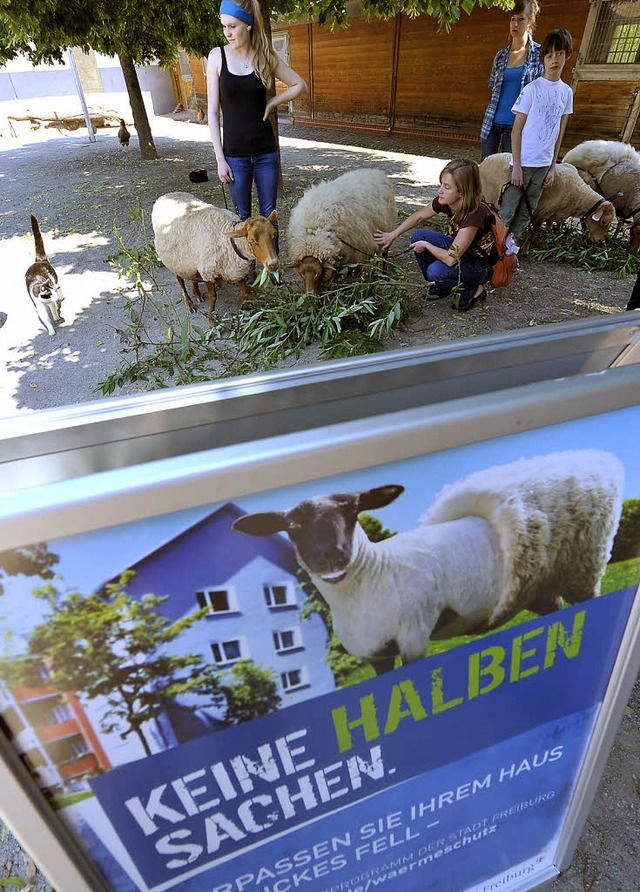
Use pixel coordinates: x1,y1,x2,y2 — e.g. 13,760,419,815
534,92,566,144
512,79,572,167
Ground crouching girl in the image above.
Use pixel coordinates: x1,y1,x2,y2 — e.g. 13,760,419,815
374,159,493,311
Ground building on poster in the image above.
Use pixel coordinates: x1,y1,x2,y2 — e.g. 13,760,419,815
0,502,336,790
0,681,110,794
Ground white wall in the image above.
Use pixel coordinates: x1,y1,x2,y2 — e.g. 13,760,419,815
0,52,175,116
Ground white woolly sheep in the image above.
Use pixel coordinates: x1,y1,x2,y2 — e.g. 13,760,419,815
152,192,278,322
479,153,616,244
562,140,640,251
287,169,397,295
233,450,623,674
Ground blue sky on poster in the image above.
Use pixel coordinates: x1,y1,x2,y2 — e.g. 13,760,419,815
1,404,638,637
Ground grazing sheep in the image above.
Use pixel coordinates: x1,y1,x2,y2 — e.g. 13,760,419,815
233,450,623,673
562,140,640,251
152,192,278,322
479,153,616,244
287,169,397,295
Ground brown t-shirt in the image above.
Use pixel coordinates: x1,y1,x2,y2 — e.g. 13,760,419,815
432,198,493,250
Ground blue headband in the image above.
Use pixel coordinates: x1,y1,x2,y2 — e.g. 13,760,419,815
219,0,253,25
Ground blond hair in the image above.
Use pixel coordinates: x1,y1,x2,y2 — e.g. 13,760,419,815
229,0,276,88
439,160,483,225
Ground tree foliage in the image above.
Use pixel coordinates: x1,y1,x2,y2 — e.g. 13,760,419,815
0,0,222,158
0,569,283,753
0,571,226,755
274,0,512,29
0,0,514,69
0,0,511,159
611,498,640,564
0,0,220,68
219,660,281,724
0,543,59,596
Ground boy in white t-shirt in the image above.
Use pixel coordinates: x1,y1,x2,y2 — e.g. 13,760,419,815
499,28,574,240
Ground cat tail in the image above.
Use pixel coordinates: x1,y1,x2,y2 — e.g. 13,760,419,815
30,215,48,262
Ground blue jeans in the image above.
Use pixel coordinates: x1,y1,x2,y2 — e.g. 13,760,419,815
226,151,278,218
226,150,280,249
410,230,491,298
481,123,513,161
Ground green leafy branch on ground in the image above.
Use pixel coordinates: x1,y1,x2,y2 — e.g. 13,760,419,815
98,208,254,393
98,212,416,393
223,257,414,366
98,208,638,396
531,224,639,277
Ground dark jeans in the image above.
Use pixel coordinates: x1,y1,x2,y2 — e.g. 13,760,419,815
226,150,280,248
481,123,513,161
627,270,640,311
410,230,491,298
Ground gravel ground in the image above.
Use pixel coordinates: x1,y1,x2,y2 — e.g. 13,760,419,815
0,107,638,892
0,110,634,412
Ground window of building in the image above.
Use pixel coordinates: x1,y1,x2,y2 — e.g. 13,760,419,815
69,738,89,759
196,587,237,614
50,702,72,724
263,583,296,609
583,0,640,65
211,638,247,666
608,22,640,61
280,667,309,692
273,628,303,653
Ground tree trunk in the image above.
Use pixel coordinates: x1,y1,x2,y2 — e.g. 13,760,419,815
118,53,158,161
133,726,152,757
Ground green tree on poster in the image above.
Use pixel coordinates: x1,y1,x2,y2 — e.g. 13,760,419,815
0,570,279,755
0,543,59,596
611,498,640,563
220,660,282,723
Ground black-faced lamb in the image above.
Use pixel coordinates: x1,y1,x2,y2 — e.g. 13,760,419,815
152,192,278,323
479,153,616,244
286,169,397,295
233,450,623,674
562,140,640,251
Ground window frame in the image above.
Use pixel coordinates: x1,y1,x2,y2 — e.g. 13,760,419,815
575,0,640,80
196,586,239,615
263,582,297,610
273,627,304,654
210,637,248,666
280,667,309,692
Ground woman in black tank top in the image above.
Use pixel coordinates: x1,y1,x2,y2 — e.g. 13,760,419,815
207,0,307,242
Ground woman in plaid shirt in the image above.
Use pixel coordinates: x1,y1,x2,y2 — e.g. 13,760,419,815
480,0,543,160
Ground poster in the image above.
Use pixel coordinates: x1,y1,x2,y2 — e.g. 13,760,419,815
0,404,639,892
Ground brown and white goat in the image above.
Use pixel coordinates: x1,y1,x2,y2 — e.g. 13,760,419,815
152,192,278,323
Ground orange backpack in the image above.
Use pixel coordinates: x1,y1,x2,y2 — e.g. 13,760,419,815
477,203,517,288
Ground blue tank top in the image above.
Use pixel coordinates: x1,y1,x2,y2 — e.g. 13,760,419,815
494,65,524,125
